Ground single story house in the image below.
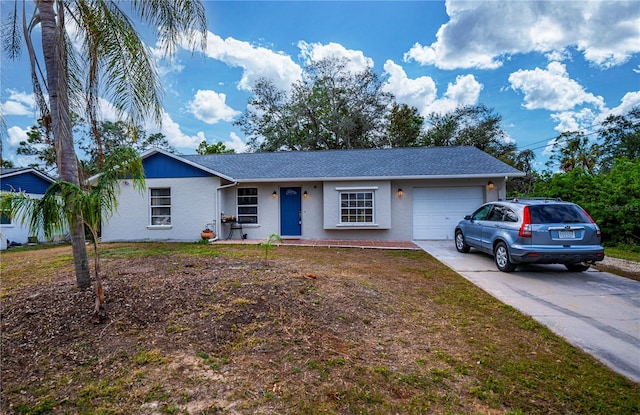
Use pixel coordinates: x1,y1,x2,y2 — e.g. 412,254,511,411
0,167,56,249
102,146,523,243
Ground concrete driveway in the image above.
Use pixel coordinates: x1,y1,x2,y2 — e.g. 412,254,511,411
414,240,640,383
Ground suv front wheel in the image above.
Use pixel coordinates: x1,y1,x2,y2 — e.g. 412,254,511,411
455,230,470,253
494,242,517,272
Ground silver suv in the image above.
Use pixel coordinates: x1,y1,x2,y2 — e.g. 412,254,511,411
454,198,605,272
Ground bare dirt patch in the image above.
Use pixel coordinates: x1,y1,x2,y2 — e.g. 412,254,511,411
1,243,638,414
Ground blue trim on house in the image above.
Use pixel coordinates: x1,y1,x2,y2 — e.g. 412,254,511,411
1,171,52,194
143,152,212,178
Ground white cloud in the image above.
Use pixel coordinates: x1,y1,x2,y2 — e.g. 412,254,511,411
589,90,640,128
382,60,437,113
7,125,28,146
198,31,302,91
404,1,640,70
223,132,249,153
604,90,640,117
1,90,35,116
187,90,241,124
437,74,483,110
550,108,597,133
145,111,205,150
508,62,604,111
382,60,482,116
298,41,374,72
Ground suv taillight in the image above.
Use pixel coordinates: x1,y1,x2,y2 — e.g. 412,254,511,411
519,206,532,237
582,208,601,238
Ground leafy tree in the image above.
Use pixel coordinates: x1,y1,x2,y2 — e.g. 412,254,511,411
546,131,600,174
16,120,57,170
386,103,424,147
1,147,145,322
196,140,235,154
598,106,640,172
507,149,537,195
531,158,640,245
3,0,207,289
80,120,175,176
421,105,517,162
237,57,394,151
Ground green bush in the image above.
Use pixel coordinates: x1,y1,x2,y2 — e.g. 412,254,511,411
531,158,640,246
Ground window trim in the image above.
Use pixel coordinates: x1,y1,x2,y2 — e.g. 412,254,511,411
148,187,172,229
338,190,376,226
237,187,259,224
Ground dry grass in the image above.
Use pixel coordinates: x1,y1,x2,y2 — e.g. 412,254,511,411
1,242,638,414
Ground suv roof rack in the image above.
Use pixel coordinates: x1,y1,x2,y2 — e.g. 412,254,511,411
509,197,563,203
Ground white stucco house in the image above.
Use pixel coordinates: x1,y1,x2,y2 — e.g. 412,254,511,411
101,146,524,243
0,167,56,249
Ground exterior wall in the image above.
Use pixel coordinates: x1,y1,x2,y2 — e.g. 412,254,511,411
103,175,509,243
102,176,221,242
322,181,392,230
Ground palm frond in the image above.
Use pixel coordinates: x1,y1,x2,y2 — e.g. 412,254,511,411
130,0,207,54
71,0,163,125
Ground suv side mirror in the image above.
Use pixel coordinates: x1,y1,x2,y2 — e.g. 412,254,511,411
464,215,472,220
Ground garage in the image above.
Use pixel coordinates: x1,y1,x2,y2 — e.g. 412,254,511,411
413,187,484,240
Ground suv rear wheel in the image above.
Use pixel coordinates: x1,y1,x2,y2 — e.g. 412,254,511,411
494,242,517,272
455,230,470,253
565,263,590,272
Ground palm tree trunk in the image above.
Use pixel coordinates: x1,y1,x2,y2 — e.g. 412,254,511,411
39,0,91,289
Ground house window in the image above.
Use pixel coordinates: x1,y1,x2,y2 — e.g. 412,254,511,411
237,188,258,224
150,188,171,225
0,209,11,225
340,191,374,224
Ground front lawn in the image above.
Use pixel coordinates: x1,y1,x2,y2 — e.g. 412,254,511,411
1,243,638,414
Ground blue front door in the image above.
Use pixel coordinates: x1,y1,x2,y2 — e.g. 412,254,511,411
280,187,302,236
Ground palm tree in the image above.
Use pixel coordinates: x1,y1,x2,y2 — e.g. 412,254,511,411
0,147,145,322
3,0,207,289
549,132,600,174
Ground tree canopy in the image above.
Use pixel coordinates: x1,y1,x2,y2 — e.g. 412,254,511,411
236,57,394,151
420,104,517,162
196,140,235,154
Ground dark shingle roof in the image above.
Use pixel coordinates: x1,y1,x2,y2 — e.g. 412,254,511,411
180,146,523,182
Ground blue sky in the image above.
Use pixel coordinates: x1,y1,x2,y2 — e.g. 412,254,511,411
2,1,639,171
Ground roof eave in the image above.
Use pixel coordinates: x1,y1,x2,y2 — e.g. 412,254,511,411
0,167,55,183
233,172,526,183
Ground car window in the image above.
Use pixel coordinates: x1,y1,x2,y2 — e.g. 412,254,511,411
471,205,492,220
487,205,506,221
504,208,518,222
529,204,590,224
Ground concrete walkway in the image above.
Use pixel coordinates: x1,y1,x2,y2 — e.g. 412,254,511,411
415,240,640,383
212,238,420,250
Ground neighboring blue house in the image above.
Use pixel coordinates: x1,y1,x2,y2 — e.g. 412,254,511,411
0,167,56,249
102,146,524,243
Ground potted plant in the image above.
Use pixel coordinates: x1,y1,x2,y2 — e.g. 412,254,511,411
201,227,215,240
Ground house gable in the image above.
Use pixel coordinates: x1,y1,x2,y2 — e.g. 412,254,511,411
0,169,53,194
144,152,212,178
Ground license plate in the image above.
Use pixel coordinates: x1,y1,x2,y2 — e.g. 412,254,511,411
558,230,574,239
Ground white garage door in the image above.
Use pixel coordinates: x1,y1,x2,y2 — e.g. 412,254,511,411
413,187,484,240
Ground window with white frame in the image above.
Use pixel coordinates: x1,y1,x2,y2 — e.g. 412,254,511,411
237,188,258,224
150,188,171,225
340,191,374,224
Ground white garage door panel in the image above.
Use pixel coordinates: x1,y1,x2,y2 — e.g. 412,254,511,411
413,187,483,240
